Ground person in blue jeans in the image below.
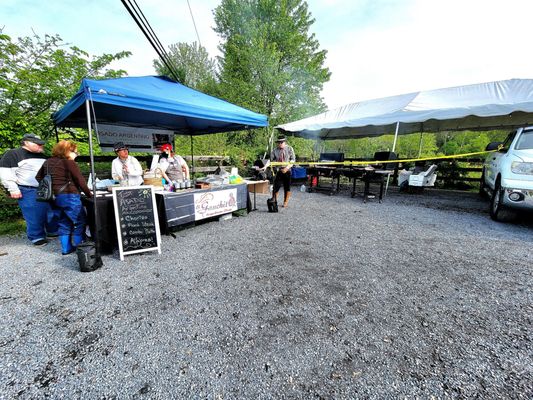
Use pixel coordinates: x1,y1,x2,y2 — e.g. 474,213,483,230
36,140,92,255
0,133,58,246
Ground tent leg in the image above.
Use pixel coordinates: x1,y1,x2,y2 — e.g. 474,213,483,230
190,135,194,180
391,121,400,153
85,99,100,254
386,122,400,196
417,132,424,158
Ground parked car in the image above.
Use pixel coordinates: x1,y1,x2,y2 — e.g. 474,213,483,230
480,126,533,221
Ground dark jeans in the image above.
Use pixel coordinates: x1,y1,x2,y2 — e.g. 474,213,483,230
273,170,291,194
18,186,58,243
54,194,87,236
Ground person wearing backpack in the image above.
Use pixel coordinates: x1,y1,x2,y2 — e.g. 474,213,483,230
36,140,92,255
0,134,58,246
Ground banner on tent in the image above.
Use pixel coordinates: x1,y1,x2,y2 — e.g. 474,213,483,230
97,124,174,153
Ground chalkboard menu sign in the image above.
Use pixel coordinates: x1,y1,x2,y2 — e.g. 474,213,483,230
112,185,161,261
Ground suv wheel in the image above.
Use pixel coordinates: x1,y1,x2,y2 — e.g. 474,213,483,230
489,180,516,222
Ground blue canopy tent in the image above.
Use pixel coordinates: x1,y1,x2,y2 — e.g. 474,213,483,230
53,75,268,134
53,75,268,183
52,76,268,256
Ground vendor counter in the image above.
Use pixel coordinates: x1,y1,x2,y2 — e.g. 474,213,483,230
156,183,249,234
84,183,249,253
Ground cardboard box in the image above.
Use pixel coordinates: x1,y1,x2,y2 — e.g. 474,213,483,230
195,182,211,189
246,180,270,194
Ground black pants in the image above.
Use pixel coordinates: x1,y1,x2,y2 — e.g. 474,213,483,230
273,170,291,194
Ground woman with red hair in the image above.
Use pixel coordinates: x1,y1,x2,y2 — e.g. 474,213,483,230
158,143,190,184
36,140,92,255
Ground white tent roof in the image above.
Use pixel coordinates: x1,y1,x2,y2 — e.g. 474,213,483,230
277,79,533,139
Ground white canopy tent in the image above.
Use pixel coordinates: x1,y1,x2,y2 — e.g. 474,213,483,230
277,79,533,150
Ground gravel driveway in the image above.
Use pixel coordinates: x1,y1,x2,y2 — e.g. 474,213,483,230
1,187,532,399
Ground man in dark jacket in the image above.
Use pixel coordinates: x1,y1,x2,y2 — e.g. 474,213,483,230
0,134,58,245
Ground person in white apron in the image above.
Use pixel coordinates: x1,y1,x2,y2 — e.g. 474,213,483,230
158,143,190,184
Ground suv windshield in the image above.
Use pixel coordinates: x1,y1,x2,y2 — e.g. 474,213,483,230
516,130,533,150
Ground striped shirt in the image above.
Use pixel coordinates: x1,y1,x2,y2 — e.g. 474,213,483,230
0,147,47,194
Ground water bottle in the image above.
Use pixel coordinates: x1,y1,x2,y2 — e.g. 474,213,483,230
300,184,306,192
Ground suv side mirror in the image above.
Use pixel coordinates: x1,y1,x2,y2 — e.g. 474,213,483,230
485,141,503,151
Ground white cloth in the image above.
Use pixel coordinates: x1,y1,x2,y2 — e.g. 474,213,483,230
111,156,144,186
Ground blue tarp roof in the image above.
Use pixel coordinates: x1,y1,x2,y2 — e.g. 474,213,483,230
53,76,268,135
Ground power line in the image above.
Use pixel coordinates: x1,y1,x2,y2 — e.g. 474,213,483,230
120,0,181,82
130,0,170,62
186,0,202,47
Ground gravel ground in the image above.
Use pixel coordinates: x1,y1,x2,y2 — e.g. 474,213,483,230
0,186,532,399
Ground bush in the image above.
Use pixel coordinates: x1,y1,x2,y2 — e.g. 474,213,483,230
0,187,22,220
438,160,470,189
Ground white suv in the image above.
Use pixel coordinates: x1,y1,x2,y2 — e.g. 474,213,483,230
481,126,533,221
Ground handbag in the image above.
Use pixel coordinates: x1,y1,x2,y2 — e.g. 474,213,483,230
76,241,103,272
36,160,70,202
267,198,278,213
36,162,54,202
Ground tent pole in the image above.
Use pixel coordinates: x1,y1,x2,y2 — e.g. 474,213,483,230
190,135,194,180
417,132,424,158
386,121,401,196
85,99,100,252
391,121,400,152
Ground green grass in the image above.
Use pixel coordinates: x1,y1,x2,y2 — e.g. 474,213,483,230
0,218,26,236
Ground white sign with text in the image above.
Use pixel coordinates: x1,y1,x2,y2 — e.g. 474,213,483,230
194,188,238,221
97,124,174,153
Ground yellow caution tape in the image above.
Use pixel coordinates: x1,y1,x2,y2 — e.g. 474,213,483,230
269,149,495,167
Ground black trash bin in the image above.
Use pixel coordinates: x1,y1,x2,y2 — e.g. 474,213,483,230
76,241,103,272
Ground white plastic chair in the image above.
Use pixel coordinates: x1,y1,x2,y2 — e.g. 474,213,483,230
408,164,437,187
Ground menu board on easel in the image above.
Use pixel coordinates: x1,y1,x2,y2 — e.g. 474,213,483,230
112,185,161,261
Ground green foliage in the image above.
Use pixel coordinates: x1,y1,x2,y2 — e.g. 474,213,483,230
214,0,330,148
153,42,218,95
436,130,507,155
436,160,474,190
0,187,22,220
318,129,508,161
0,31,131,153
0,218,25,236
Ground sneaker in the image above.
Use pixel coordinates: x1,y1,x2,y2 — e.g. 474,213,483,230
47,232,59,238
33,239,48,246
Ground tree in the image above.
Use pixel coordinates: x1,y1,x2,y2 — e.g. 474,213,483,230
0,31,130,153
153,41,218,95
213,0,330,149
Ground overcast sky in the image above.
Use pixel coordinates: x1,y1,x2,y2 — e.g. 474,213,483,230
3,0,533,112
